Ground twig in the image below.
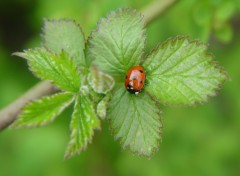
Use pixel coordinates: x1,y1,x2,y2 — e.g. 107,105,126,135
0,0,177,131
0,81,57,131
141,0,177,24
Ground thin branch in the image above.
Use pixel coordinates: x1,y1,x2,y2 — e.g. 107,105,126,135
0,0,177,131
0,81,58,131
141,0,177,24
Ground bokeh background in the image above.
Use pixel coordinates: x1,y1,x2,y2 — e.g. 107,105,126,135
0,0,240,176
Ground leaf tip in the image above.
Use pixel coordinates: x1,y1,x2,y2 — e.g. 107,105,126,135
12,51,27,59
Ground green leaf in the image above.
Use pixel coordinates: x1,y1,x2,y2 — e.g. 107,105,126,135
14,49,81,92
10,92,74,129
42,19,86,68
89,8,146,76
193,1,212,26
65,95,100,159
87,65,115,94
108,87,162,157
215,1,236,24
214,23,233,43
143,36,229,106
97,94,111,120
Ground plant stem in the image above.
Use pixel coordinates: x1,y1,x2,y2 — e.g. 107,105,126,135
0,81,57,131
0,0,177,131
141,0,177,24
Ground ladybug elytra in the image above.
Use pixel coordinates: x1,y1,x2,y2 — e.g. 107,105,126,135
125,66,145,94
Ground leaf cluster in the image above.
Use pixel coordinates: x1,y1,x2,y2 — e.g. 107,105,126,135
11,8,228,158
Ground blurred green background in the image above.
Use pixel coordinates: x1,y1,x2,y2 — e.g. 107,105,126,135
0,0,240,176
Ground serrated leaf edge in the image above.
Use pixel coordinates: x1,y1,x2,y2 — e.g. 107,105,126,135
41,18,87,67
108,89,163,158
41,18,86,50
15,48,82,93
64,95,101,159
10,92,75,129
144,35,230,107
88,7,147,75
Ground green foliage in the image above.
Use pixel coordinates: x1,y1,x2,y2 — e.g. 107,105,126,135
108,87,162,157
89,8,228,157
89,8,146,76
192,0,237,43
97,93,111,120
42,19,86,68
10,93,74,128
214,23,233,43
87,65,115,94
14,49,81,92
214,1,236,23
11,7,228,159
64,95,100,159
143,36,228,105
1,1,239,175
12,19,109,159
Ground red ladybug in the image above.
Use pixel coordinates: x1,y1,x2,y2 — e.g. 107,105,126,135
125,66,146,94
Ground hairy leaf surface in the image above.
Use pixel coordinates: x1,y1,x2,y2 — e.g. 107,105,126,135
10,92,74,128
89,8,146,76
65,95,100,159
43,19,86,68
143,36,228,105
14,49,81,92
108,87,162,157
87,65,115,94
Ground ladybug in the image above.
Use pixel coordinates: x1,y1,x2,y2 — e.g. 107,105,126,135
125,66,146,94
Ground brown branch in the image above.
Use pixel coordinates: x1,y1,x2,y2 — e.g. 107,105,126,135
0,0,177,131
0,81,58,131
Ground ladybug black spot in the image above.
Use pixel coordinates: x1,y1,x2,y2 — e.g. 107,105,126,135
125,65,145,95
127,88,140,94
128,84,132,88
